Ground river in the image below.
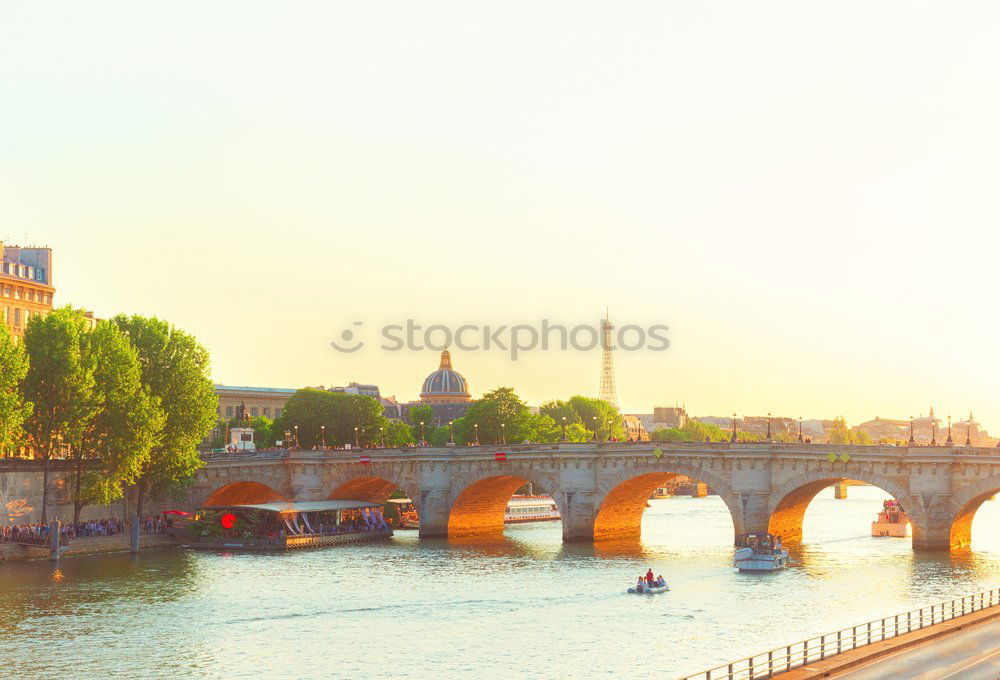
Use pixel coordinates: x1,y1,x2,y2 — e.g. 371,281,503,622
3,486,1000,679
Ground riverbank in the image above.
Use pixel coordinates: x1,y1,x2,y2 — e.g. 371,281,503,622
0,533,181,562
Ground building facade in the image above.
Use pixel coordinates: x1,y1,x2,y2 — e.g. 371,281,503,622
402,350,474,426
214,385,297,421
1,241,54,341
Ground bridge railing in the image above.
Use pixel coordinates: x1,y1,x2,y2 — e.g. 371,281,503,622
679,588,1000,680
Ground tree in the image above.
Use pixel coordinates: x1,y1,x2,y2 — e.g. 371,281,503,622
566,395,624,441
112,315,217,518
73,320,162,525
384,420,415,447
539,400,581,425
407,404,435,442
0,323,31,458
21,307,100,523
455,387,534,444
825,417,870,445
272,389,388,448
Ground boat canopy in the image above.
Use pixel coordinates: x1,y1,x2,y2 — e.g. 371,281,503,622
386,498,414,505
203,500,381,513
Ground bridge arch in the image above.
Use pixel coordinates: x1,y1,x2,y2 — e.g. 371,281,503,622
589,464,741,543
948,475,1000,549
446,467,564,538
324,469,419,508
203,481,289,506
767,471,923,545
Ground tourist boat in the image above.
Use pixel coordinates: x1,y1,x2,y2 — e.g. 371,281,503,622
871,499,910,538
385,495,561,529
627,583,670,595
504,495,560,523
183,500,392,551
734,532,789,572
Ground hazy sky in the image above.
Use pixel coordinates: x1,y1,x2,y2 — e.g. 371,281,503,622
3,2,998,429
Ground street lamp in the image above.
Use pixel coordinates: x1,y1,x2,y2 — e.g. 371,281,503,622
293,425,299,448
380,426,386,448
419,421,426,446
731,413,738,443
500,422,506,445
360,428,366,452
766,412,772,441
561,416,567,442
946,415,954,445
797,417,803,443
320,425,326,449
449,420,455,445
592,415,598,442
908,416,915,445
354,426,359,448
474,423,480,446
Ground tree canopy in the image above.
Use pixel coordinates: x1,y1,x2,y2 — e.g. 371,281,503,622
0,323,31,457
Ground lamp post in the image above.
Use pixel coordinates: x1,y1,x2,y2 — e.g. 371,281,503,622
320,425,326,449
909,416,915,445
931,420,938,446
500,422,506,445
797,417,803,443
449,420,455,446
293,425,299,448
561,416,567,442
966,412,973,447
474,423,480,446
419,421,426,446
592,415,598,442
766,412,772,441
360,428,365,452
731,413,738,443
354,426,359,449
380,427,386,448
946,415,954,445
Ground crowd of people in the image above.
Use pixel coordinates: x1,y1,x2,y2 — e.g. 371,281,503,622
1,515,169,545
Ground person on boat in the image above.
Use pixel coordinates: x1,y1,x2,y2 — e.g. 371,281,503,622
636,576,645,591
656,575,666,587
645,568,654,586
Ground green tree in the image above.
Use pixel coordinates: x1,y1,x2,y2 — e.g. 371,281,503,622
538,400,581,426
566,395,624,441
407,404,435,442
22,307,100,523
384,420,415,447
455,387,534,444
74,320,163,524
112,315,217,518
0,323,31,458
272,389,388,448
825,417,872,445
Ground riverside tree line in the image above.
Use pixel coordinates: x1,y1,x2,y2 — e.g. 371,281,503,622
0,307,217,525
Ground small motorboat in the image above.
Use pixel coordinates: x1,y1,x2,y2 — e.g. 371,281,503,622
871,499,910,538
734,532,789,572
628,583,670,595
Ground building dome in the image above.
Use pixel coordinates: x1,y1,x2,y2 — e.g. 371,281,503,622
419,350,472,402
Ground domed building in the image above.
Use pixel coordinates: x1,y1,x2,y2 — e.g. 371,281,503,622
405,350,474,426
420,349,472,403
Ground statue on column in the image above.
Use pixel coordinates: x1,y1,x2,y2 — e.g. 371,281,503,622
236,402,250,428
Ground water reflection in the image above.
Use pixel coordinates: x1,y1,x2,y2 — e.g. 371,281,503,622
2,488,1000,678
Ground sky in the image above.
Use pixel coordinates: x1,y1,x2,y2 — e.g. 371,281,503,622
2,2,998,430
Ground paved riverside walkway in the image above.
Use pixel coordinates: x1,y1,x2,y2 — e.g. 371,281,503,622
779,605,1000,679
0,533,180,562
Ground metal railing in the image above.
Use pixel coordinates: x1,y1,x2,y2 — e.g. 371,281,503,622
680,588,1000,680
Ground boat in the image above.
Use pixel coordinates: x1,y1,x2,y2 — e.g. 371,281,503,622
872,499,910,537
384,494,561,529
504,495,560,523
734,532,789,572
183,500,392,551
627,584,670,594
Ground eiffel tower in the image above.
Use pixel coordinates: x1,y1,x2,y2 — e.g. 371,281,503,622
599,309,619,410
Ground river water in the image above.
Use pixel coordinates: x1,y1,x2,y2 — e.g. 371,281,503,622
3,486,1000,679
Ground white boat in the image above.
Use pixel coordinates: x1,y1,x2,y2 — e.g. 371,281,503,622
504,495,561,523
872,499,910,538
734,533,789,572
628,584,670,594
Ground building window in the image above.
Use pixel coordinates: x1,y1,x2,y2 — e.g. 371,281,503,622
226,406,233,417
13,308,19,327
251,407,258,417
275,409,282,418
263,407,271,417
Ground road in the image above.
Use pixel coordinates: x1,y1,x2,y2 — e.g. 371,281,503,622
834,617,1000,679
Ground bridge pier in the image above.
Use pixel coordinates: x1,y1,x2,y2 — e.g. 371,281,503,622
833,481,849,499
690,481,708,498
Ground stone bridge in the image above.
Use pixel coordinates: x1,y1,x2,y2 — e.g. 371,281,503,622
190,441,1000,551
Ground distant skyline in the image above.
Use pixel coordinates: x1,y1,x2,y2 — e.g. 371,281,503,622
4,2,998,431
